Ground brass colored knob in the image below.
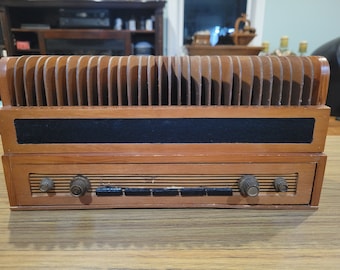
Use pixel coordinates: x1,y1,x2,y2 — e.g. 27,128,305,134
239,175,259,197
274,177,288,192
39,177,54,192
70,175,90,197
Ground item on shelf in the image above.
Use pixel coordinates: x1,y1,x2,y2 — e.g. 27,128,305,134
16,41,30,50
139,17,146,30
59,8,110,28
299,41,308,56
134,41,153,55
216,31,234,45
192,30,211,45
145,18,153,31
259,41,270,55
272,36,296,56
231,13,256,45
20,23,50,29
114,18,123,30
128,17,136,31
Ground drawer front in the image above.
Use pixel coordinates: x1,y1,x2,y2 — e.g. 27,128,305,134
5,156,321,209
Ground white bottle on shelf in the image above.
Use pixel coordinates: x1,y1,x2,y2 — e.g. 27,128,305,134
272,36,295,56
259,41,270,56
298,41,308,56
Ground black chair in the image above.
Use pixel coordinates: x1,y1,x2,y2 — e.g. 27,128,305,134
312,37,340,119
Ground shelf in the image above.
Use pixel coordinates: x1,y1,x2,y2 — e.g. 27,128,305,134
12,28,156,34
185,45,264,56
1,1,165,56
16,49,40,52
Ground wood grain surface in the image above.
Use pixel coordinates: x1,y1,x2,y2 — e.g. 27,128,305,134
0,130,339,269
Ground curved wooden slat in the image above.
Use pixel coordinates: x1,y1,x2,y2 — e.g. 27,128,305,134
0,55,330,107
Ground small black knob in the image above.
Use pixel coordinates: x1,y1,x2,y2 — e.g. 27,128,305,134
70,175,90,197
239,175,259,197
40,177,54,192
274,177,288,192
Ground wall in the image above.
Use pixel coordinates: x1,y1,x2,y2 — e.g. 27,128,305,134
166,0,340,56
261,0,340,55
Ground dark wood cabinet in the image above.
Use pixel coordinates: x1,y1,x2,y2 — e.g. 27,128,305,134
0,0,166,56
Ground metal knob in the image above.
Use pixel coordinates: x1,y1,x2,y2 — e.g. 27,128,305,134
39,177,54,192
239,175,259,197
274,177,288,192
70,175,90,197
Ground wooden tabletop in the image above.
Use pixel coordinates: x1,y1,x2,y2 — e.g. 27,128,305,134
0,134,339,269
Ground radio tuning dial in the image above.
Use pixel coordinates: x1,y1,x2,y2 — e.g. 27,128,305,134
39,177,54,192
239,175,260,197
70,175,90,197
274,177,288,192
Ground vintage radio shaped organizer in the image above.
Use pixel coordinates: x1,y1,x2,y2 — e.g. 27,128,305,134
0,55,330,210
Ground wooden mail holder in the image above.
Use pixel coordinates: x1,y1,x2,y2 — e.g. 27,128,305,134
0,55,330,210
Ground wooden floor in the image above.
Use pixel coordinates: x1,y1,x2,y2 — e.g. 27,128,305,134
0,118,339,269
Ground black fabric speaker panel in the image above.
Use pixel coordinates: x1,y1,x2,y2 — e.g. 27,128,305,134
14,118,315,144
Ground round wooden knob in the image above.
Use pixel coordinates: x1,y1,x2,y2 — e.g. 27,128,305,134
239,175,259,197
39,177,54,192
70,175,90,197
274,177,288,192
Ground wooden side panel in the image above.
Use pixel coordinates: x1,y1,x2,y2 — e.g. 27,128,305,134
1,156,16,207
310,154,327,206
